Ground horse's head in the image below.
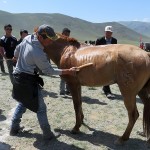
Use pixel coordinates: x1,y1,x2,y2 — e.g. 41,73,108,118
56,33,81,49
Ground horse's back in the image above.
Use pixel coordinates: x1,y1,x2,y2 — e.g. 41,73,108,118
75,44,150,88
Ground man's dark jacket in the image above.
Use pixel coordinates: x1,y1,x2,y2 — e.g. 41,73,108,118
12,73,44,113
95,36,117,95
96,36,117,45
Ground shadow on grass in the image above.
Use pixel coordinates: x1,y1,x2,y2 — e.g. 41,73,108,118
0,115,6,122
0,142,11,150
0,109,6,122
42,89,107,105
113,93,142,104
112,93,123,100
98,91,142,105
0,109,2,114
41,88,143,106
8,122,146,149
17,131,84,150
34,138,84,150
55,123,147,150
136,97,143,104
42,89,58,98
82,96,107,105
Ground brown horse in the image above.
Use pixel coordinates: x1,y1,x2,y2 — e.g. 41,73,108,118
45,36,150,146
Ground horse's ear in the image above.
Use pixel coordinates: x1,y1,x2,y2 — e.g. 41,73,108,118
33,26,39,33
56,33,69,41
56,33,62,38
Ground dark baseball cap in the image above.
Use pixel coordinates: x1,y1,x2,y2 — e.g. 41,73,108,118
37,24,58,40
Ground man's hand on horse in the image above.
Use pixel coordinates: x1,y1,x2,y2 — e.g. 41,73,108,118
69,63,93,76
61,63,93,76
69,67,80,76
61,67,79,76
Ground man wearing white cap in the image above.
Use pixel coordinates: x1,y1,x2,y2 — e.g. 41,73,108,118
96,25,117,99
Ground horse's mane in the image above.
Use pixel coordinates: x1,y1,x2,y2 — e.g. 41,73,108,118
56,33,81,49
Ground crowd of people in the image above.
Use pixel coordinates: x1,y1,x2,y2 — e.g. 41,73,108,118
0,23,118,141
0,24,30,84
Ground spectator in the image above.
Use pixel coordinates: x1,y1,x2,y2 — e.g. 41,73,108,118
0,24,18,84
0,46,5,74
59,28,71,95
10,24,77,140
85,41,88,44
96,25,117,99
17,29,28,45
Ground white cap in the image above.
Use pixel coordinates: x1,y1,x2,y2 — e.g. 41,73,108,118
105,26,113,32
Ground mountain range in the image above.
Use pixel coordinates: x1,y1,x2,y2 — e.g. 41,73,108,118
119,21,150,38
0,10,150,45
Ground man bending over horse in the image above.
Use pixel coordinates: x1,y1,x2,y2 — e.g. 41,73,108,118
10,24,77,140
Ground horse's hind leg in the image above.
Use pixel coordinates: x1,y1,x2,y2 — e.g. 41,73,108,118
68,83,83,133
115,95,139,145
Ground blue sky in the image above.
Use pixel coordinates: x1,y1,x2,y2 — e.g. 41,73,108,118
0,0,149,23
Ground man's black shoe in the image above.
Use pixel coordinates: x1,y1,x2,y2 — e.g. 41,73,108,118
65,91,71,96
10,128,19,136
60,91,65,95
9,126,24,136
43,131,61,140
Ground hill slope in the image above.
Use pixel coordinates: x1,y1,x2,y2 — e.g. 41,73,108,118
0,10,149,45
119,21,150,39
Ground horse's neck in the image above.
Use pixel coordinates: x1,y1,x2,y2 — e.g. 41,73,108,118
45,38,80,67
45,43,66,67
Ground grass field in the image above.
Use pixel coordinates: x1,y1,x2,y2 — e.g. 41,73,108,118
0,63,148,150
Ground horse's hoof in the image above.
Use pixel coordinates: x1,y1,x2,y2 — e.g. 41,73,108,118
114,138,124,145
71,128,80,134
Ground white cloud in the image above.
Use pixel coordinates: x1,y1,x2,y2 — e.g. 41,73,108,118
133,19,139,21
133,18,150,22
142,18,150,22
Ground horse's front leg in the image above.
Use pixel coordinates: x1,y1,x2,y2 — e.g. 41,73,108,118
68,82,83,134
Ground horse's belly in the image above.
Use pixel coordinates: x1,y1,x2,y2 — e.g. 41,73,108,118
77,66,115,87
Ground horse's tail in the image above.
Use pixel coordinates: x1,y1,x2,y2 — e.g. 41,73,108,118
138,79,150,138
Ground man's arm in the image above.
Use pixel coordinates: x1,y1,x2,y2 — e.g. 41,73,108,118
0,46,6,59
